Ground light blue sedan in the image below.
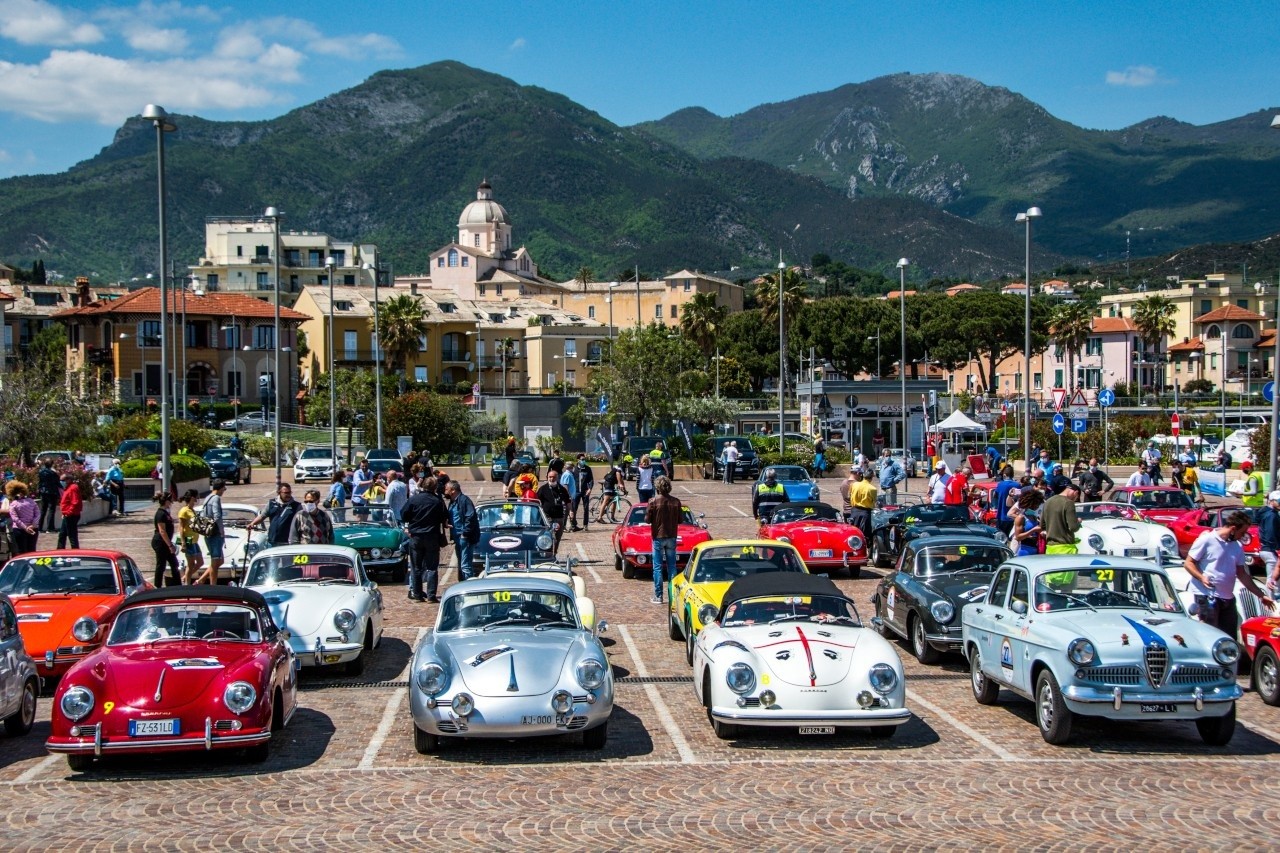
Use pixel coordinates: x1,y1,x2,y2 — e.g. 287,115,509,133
755,465,820,502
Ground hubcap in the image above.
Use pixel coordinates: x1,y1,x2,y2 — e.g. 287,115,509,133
1039,682,1054,729
22,684,34,723
914,621,926,654
1261,655,1278,698
971,654,985,693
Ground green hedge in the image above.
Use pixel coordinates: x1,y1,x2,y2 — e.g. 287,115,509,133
120,453,210,482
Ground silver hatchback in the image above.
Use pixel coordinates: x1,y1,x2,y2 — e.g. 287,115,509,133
0,593,39,738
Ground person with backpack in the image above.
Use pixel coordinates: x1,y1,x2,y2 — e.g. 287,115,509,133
443,480,480,580
36,458,61,533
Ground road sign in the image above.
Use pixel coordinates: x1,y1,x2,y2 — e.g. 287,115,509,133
1170,412,1181,437
1071,418,1088,433
1068,388,1089,424
1098,388,1115,407
1051,388,1067,412
1052,413,1065,435
1265,382,1275,404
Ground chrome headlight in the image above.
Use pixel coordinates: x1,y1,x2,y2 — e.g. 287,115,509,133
246,541,260,557
1159,536,1179,557
1213,637,1240,666
223,681,257,714
334,609,356,632
72,616,98,643
370,547,383,559
452,693,474,716
869,663,898,694
725,662,756,694
777,535,791,543
417,662,447,695
1239,532,1253,547
1068,638,1097,666
1087,533,1105,552
698,603,719,626
847,535,863,550
60,686,94,721
930,601,955,624
576,658,606,690
551,690,573,714
536,533,554,551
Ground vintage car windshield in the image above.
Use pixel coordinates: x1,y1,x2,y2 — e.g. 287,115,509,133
691,544,805,583
482,552,570,577
899,505,970,524
766,467,810,482
1124,490,1194,511
109,603,263,644
625,505,697,526
1033,567,1184,613
913,545,1008,576
335,506,396,527
0,556,120,595
479,503,546,529
212,507,258,530
771,504,840,524
438,589,578,631
1077,503,1146,521
721,594,860,627
246,553,357,586
299,448,332,460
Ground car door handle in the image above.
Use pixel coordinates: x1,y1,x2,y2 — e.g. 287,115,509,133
993,614,1003,620
974,607,983,614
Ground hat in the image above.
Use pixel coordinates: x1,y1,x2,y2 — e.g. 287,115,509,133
934,461,946,471
1241,461,1254,471
1055,481,1078,495
1268,490,1280,502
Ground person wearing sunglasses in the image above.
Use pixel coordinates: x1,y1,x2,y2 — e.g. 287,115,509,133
1184,510,1275,637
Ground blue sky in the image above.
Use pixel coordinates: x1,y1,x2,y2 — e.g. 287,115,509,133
1,0,1277,178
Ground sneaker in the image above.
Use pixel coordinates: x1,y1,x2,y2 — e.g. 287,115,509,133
650,596,663,604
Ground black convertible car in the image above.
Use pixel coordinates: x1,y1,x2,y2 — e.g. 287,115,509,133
472,500,555,576
870,534,1011,664
868,502,1003,569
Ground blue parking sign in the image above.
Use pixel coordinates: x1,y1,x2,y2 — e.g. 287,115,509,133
1071,418,1088,433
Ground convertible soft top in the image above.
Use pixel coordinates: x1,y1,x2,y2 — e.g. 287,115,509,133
721,573,843,610
125,584,268,609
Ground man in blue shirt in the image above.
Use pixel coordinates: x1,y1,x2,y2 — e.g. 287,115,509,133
1259,490,1280,593
1035,448,1055,476
993,467,1019,535
878,449,906,506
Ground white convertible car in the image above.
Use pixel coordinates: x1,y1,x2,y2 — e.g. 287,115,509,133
186,501,270,582
692,573,910,740
243,544,384,675
478,553,600,632
1074,502,1180,564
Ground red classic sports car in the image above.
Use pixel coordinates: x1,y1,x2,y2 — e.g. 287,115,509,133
1168,506,1265,572
46,585,298,772
1242,615,1280,706
612,503,712,580
757,501,869,578
0,550,152,678
1108,485,1197,525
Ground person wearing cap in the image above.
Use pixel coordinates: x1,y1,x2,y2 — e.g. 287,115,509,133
195,480,227,584
1240,460,1266,508
1040,479,1081,555
927,461,950,505
1140,440,1163,485
1258,491,1280,592
752,468,789,523
1046,463,1072,496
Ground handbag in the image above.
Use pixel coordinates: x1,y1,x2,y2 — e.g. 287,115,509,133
190,512,216,536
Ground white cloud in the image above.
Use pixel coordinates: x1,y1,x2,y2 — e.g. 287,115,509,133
1105,65,1164,88
508,37,526,52
0,0,103,46
0,148,10,162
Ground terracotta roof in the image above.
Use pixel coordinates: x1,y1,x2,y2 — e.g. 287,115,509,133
884,290,918,299
1257,330,1276,349
1091,317,1136,333
944,283,981,295
0,291,14,301
53,287,307,321
1192,304,1266,323
1168,337,1204,353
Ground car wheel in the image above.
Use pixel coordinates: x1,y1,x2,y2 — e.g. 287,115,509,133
709,712,738,740
862,725,895,739
685,616,695,666
1195,704,1237,746
245,468,252,485
1253,646,1280,706
847,564,861,580
391,561,407,584
1035,669,1073,745
614,554,623,572
245,736,272,763
668,609,683,641
581,722,608,750
970,647,1000,705
66,754,94,772
871,536,888,569
346,630,370,676
910,615,942,665
414,725,440,755
3,677,37,736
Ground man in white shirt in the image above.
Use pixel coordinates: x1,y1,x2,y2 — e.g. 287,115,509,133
1126,463,1152,488
1140,441,1163,484
1184,510,1274,636
722,441,740,485
384,471,408,523
927,462,950,504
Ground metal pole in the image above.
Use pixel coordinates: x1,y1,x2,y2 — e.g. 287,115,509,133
143,104,175,498
364,262,384,448
635,267,641,328
267,207,283,485
778,255,786,454
1272,278,1280,489
1221,330,1227,444
1018,207,1042,474
327,258,337,465
180,274,189,418
898,260,908,461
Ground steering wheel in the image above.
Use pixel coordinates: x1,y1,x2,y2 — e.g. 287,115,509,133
202,630,242,639
1085,588,1113,605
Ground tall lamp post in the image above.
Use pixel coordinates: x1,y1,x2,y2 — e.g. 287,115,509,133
265,206,284,484
324,256,338,465
1269,114,1280,488
778,257,786,454
362,262,384,448
143,104,175,496
1015,206,1043,473
607,280,619,361
896,258,909,458
867,331,881,378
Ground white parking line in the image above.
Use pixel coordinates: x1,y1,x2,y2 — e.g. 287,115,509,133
906,690,1020,761
615,625,697,764
1242,720,1280,744
729,506,749,517
360,626,430,771
14,754,61,783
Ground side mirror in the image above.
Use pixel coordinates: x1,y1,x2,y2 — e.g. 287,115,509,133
278,629,292,642
596,620,608,634
1011,600,1028,616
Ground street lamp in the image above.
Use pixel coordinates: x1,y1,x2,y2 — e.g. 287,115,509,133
1269,113,1280,488
712,350,726,398
867,331,880,379
325,256,338,465
143,104,175,496
607,280,620,362
552,353,566,392
265,206,284,484
361,261,384,449
1015,206,1043,474
778,258,786,454
897,258,909,459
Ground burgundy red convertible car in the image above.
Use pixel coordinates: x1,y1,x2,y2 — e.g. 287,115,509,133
46,585,298,772
1108,485,1197,525
1169,505,1265,573
612,503,712,580
757,501,869,577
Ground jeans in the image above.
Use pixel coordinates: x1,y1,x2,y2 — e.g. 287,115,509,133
576,491,591,529
652,537,678,600
39,496,59,532
453,536,476,580
638,488,654,504
57,514,80,549
410,535,441,599
1194,594,1240,639
723,461,735,485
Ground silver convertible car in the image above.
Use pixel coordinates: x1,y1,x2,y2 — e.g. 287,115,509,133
409,576,613,754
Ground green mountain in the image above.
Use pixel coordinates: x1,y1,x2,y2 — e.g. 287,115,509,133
0,62,1051,284
637,73,1280,259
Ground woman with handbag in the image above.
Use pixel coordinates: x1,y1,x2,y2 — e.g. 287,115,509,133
1009,490,1045,557
177,489,204,584
193,480,226,584
151,493,182,587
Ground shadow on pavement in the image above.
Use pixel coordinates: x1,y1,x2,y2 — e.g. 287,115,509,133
722,713,941,752
426,703,655,765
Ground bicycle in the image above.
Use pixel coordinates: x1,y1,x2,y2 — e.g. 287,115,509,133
590,491,633,524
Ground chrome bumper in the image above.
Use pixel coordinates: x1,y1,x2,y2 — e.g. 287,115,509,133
710,706,911,726
1063,683,1242,711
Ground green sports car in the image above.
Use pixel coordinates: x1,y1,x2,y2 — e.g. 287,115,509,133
331,505,408,582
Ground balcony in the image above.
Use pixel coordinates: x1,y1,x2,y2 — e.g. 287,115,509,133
441,349,470,362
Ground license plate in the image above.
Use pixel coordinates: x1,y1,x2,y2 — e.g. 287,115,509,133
798,725,835,735
1124,548,1147,558
809,549,833,559
1140,703,1178,713
129,718,180,736
521,715,553,725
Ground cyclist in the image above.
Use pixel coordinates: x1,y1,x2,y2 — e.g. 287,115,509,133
595,464,627,523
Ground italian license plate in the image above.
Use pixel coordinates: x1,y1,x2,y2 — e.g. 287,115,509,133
798,725,836,735
521,715,553,725
1140,703,1178,713
129,718,179,736
1124,548,1147,558
809,549,833,559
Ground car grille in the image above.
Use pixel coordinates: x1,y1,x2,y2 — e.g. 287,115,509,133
1077,666,1143,686
739,697,761,707
212,720,239,732
1169,665,1231,685
437,719,469,733
564,715,589,730
1145,644,1169,687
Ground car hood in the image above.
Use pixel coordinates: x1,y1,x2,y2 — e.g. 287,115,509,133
256,584,366,638
770,521,859,541
922,573,995,606
442,631,577,697
1045,609,1217,655
76,642,264,712
13,594,120,652
781,483,816,499
619,524,709,550
1133,508,1187,524
909,522,999,540
731,623,860,687
334,526,402,548
1081,520,1164,548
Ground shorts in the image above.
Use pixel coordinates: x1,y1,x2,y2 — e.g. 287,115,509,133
205,535,225,560
1045,543,1078,556
183,542,201,558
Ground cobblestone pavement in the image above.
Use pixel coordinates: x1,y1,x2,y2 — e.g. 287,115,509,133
2,475,1279,849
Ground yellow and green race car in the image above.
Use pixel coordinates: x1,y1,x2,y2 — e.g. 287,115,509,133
668,540,809,665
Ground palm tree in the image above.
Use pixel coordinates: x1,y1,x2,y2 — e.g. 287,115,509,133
679,292,727,360
575,266,594,293
1050,301,1094,391
756,267,807,330
375,294,429,393
1132,295,1177,393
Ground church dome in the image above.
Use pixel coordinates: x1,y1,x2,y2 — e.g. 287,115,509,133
457,180,509,227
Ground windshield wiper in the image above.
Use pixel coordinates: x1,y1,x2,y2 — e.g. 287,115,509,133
534,620,579,631
278,577,324,584
1057,592,1098,612
483,617,533,631
1102,588,1154,610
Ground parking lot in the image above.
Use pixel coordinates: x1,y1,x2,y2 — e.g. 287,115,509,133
1,474,1277,849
